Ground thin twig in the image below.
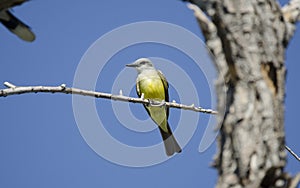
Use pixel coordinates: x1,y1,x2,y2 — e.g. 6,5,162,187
0,82,218,114
290,173,300,188
285,145,300,161
2,82,299,160
187,3,216,35
282,0,300,23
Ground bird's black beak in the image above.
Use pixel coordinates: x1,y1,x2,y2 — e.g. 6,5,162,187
126,62,137,67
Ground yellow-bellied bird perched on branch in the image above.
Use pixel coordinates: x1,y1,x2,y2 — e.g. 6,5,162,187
0,0,35,42
126,58,182,156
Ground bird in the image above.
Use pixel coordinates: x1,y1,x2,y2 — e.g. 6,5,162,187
0,0,35,42
126,58,181,156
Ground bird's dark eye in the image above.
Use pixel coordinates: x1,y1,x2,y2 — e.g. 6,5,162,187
140,61,146,65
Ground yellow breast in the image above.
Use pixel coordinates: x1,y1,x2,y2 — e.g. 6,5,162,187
138,77,165,100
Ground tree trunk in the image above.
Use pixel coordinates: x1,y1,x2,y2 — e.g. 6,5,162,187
185,0,300,187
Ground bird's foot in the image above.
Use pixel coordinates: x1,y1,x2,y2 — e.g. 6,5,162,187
148,99,166,107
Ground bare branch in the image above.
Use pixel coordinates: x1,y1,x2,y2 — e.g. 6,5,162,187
187,3,216,37
2,82,299,161
282,0,300,24
4,81,16,89
285,145,300,161
186,3,224,61
187,3,228,130
0,82,217,114
281,0,300,44
0,0,27,10
289,173,300,188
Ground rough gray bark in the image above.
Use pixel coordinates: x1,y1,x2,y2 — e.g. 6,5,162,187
185,0,300,187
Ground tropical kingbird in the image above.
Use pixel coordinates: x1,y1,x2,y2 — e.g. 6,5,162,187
126,58,181,156
0,0,35,42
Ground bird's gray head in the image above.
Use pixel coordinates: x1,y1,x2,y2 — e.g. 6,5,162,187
126,58,155,73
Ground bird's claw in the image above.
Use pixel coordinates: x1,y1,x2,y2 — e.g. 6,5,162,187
148,99,166,107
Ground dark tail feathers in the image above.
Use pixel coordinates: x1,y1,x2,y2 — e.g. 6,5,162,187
159,124,181,156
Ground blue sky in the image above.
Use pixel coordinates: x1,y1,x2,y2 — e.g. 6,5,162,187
0,0,299,187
